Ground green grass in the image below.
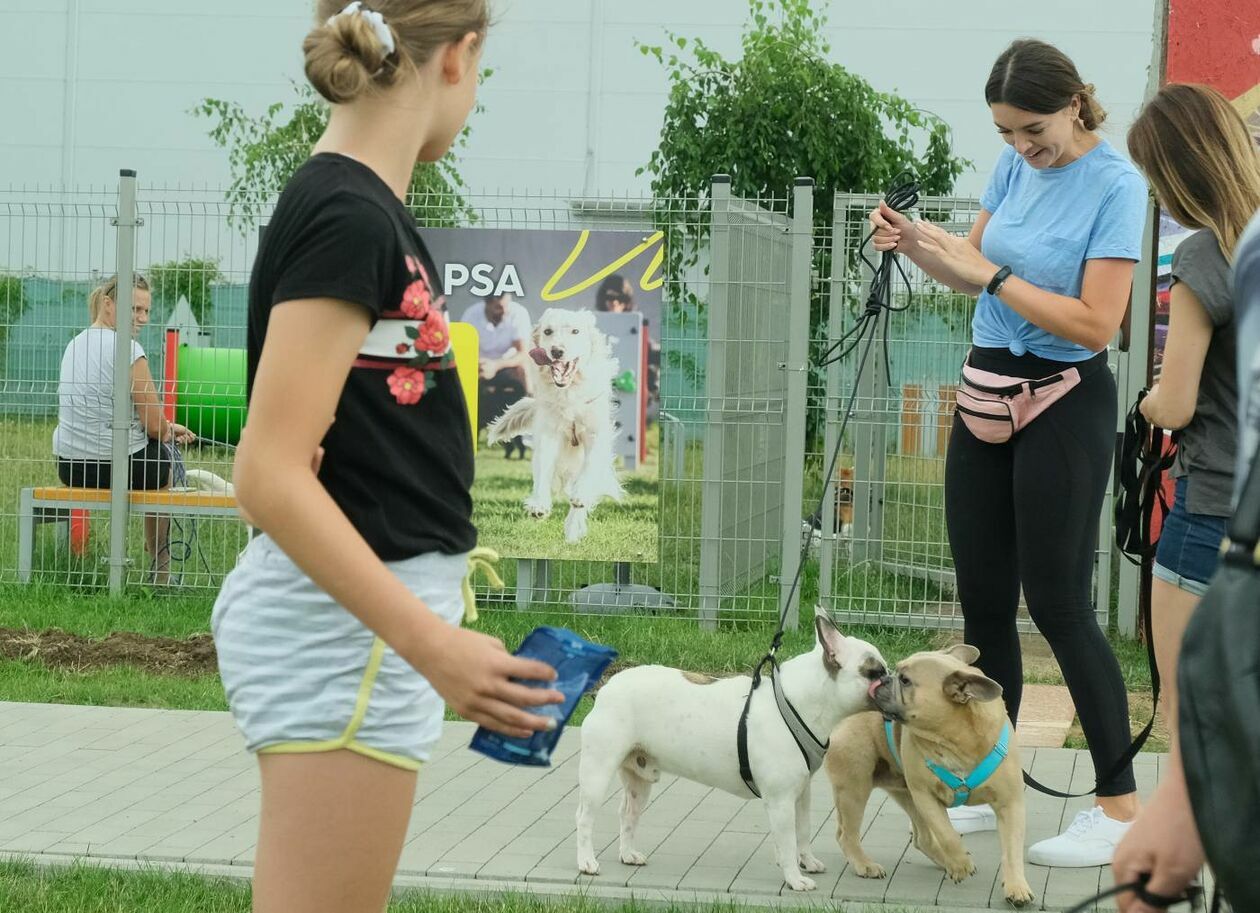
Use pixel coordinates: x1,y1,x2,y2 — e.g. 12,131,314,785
0,584,953,714
0,584,212,639
0,860,923,913
473,432,658,565
0,581,1155,716
0,660,226,711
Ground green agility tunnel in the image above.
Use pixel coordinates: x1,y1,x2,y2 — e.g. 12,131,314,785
175,346,248,445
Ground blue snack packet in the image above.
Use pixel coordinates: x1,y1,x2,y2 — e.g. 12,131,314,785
469,626,617,766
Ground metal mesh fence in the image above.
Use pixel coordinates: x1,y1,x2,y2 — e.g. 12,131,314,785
0,179,813,623
814,192,1120,632
0,179,1136,632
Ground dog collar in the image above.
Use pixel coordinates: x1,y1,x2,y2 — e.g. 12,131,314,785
884,718,1011,808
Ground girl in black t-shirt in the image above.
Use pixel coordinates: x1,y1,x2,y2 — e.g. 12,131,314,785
211,4,562,911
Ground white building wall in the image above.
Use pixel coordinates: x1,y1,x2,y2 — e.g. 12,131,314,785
1,0,1157,267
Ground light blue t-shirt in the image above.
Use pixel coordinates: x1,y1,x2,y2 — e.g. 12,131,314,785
975,140,1148,362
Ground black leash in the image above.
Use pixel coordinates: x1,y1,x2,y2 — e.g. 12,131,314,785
1021,392,1176,799
737,173,921,798
1116,390,1180,566
1066,876,1208,913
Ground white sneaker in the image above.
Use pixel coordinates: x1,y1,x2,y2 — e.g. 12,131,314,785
947,803,998,835
1027,807,1132,867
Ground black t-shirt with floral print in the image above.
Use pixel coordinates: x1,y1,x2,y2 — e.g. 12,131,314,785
247,153,475,560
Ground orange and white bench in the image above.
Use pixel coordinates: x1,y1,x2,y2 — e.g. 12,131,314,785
17,486,240,582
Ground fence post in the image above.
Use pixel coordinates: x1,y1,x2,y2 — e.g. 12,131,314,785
109,169,139,595
698,175,732,630
777,178,814,628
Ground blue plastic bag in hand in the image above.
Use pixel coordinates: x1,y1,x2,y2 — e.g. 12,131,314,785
470,626,617,766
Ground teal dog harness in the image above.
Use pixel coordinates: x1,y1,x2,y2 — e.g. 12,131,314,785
884,718,1012,809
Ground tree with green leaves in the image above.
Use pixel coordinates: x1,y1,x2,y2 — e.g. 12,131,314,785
193,81,482,232
0,274,28,374
638,0,972,441
640,0,967,210
146,257,224,326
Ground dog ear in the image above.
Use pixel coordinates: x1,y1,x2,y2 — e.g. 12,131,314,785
814,610,844,675
942,669,1002,704
578,309,598,329
942,644,981,665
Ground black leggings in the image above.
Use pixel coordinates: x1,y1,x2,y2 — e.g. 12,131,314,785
945,346,1135,797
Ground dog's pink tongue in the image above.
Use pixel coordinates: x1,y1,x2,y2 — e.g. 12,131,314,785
529,347,552,366
868,678,883,700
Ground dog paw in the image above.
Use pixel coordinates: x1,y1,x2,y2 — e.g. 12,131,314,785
798,852,826,873
577,856,600,876
784,874,816,892
852,860,886,879
945,856,976,882
1004,881,1034,907
619,849,647,866
524,497,551,518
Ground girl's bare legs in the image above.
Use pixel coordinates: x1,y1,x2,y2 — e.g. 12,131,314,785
253,751,417,913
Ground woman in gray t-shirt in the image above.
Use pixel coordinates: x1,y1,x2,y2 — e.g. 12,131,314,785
1127,84,1259,728
1112,86,1260,909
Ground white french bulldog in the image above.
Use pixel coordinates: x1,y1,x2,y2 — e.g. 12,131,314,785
575,609,888,891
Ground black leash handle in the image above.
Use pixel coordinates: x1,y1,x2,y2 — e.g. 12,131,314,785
1066,876,1206,913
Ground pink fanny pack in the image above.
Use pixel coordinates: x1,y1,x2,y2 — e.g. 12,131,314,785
955,357,1084,444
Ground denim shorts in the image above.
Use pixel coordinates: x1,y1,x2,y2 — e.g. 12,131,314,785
1153,477,1228,596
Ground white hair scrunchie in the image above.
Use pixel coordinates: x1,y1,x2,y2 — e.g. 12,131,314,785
327,1,397,57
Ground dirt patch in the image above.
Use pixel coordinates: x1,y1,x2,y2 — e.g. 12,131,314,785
0,628,218,677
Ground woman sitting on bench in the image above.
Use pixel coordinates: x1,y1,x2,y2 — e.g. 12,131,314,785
51,273,196,583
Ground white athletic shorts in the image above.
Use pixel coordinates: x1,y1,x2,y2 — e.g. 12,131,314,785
211,533,470,771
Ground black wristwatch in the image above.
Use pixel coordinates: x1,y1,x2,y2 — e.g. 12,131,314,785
986,265,1013,296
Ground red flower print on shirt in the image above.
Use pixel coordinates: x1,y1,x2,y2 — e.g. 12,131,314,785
387,367,426,405
414,310,450,355
401,280,431,320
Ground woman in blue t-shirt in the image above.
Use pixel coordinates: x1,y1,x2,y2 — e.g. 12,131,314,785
871,39,1147,867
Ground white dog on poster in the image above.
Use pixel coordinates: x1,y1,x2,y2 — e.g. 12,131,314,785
486,308,624,543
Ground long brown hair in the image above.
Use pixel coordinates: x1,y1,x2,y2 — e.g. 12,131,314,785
1128,83,1260,259
985,39,1106,131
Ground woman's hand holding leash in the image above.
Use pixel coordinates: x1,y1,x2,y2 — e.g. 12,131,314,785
868,201,915,253
1112,755,1205,913
413,625,565,739
915,220,998,289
